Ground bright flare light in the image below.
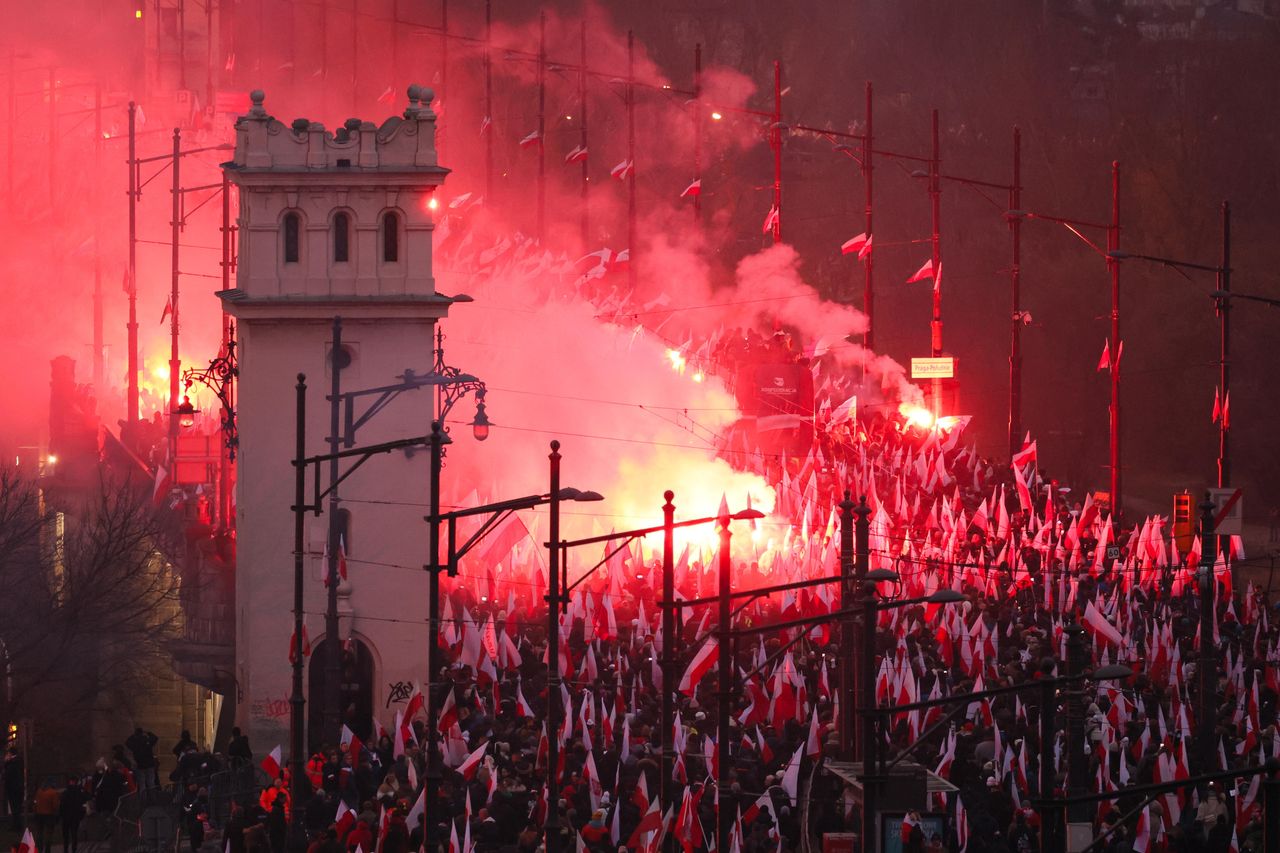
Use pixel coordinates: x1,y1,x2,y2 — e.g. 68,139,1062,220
899,403,935,429
710,111,723,121
665,348,686,373
427,197,439,210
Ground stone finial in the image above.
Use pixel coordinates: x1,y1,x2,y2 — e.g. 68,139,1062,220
418,87,435,108
405,85,422,118
249,90,266,117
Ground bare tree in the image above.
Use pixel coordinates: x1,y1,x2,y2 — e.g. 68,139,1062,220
0,467,185,732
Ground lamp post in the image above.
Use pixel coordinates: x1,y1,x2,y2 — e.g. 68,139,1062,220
175,327,238,531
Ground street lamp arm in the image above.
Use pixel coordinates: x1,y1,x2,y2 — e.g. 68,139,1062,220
673,572,847,610
1214,289,1280,308
558,508,763,549
294,433,433,511
1107,249,1225,274
865,666,1132,717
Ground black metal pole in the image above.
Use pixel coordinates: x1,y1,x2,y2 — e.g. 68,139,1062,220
290,374,308,844
127,102,139,430
169,127,182,463
862,82,873,348
536,12,546,242
855,496,875,853
692,44,702,224
579,21,588,247
1264,772,1280,853
838,492,855,757
626,31,637,292
425,422,444,843
545,441,563,852
484,0,493,206
660,490,676,843
1065,623,1087,825
1039,673,1062,853
1198,493,1218,778
716,505,733,853
324,317,343,745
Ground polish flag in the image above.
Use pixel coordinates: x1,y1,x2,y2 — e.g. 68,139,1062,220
626,797,663,850
762,205,780,235
1097,339,1111,371
1011,439,1037,469
841,232,872,258
340,725,362,765
405,789,425,836
260,745,282,778
377,86,395,104
564,145,588,164
457,741,488,780
610,159,634,180
338,535,348,581
438,687,458,732
479,116,492,136
780,744,803,805
956,796,969,853
335,800,356,837
1012,461,1033,514
288,626,311,665
1133,806,1151,853
906,259,935,284
16,830,35,853
519,130,542,148
515,681,535,718
680,179,702,198
403,684,424,720
1083,600,1124,649
151,464,172,507
678,637,718,696
160,295,173,324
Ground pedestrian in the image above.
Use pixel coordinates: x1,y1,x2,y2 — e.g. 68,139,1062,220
180,783,209,853
228,727,254,767
3,746,24,831
173,730,197,761
32,779,60,853
126,728,160,790
59,775,88,853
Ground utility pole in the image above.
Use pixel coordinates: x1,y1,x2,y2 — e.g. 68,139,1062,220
1108,162,1122,517
1009,126,1022,456
862,82,874,349
127,102,139,430
484,0,493,204
536,12,546,242
578,21,589,247
626,31,637,292
771,61,782,244
929,109,943,417
425,422,444,841
438,0,448,162
93,84,104,392
692,44,702,223
169,127,182,463
1217,201,1231,489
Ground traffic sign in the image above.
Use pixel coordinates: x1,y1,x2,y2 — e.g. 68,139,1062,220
911,357,955,379
1207,488,1243,536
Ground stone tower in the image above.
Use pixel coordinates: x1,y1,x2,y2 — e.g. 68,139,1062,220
221,87,459,750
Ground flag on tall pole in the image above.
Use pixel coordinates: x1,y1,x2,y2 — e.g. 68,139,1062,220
906,259,934,283
841,232,872,259
680,179,702,198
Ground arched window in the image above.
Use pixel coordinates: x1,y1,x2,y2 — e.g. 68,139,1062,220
283,212,301,264
382,211,400,263
333,212,350,263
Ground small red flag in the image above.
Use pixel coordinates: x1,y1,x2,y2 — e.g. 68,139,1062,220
1097,339,1111,371
519,130,541,148
680,179,702,198
260,744,282,778
610,159,634,180
906,259,934,283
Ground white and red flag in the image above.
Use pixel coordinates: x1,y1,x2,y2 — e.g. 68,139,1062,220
260,745,282,778
564,145,588,164
1083,600,1124,649
519,130,542,148
680,179,702,198
906,259,935,284
678,637,718,696
762,205,780,235
841,232,872,259
610,159,634,180
340,725,362,765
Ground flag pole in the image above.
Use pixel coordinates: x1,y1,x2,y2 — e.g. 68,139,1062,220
93,83,104,393
579,21,589,247
1217,200,1230,491
693,44,702,224
771,60,782,244
1009,126,1022,458
438,0,448,163
627,31,637,292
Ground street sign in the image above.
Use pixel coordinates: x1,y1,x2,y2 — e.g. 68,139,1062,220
1207,488,1244,536
1105,545,1121,561
910,357,955,379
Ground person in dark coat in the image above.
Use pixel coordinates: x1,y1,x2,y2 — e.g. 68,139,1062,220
3,747,24,831
59,776,89,853
125,728,160,789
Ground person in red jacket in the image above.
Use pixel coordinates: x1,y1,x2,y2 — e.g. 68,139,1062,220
345,817,373,853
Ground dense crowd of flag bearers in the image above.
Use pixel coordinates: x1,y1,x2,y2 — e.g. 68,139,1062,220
255,226,1261,853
